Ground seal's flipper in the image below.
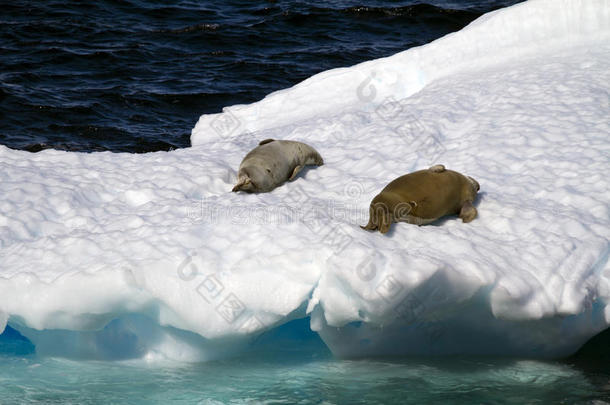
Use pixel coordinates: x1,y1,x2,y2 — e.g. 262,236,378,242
360,223,377,231
258,139,275,145
459,200,477,223
378,215,392,234
289,165,303,180
362,203,383,232
429,164,446,173
362,202,393,234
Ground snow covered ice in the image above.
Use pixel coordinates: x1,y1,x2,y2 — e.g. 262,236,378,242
1,0,609,361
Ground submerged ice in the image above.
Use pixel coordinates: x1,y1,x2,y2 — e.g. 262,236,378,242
1,0,609,361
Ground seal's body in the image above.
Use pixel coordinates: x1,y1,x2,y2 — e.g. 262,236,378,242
232,139,323,193
361,165,480,234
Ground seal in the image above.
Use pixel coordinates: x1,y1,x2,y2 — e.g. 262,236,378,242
361,164,480,233
232,139,324,193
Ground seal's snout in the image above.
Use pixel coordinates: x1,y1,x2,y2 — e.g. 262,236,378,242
232,176,252,192
467,176,480,192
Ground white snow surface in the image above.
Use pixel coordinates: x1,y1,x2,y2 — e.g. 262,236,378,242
1,0,609,361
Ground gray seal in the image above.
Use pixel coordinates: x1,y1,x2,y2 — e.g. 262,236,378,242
361,164,480,234
232,139,324,193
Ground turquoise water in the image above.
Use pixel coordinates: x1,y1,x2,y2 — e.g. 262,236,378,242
1,323,608,403
1,353,607,404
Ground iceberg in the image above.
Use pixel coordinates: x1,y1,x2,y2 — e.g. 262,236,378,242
1,0,609,361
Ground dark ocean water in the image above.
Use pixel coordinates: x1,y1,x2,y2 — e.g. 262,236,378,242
0,0,525,153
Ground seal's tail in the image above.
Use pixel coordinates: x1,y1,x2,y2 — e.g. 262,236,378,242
361,202,392,234
360,222,377,231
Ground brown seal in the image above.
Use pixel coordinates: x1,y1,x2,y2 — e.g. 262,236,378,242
361,164,480,234
232,139,323,193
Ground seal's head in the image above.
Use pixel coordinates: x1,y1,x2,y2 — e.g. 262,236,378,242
232,175,253,192
232,166,274,193
466,176,480,195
